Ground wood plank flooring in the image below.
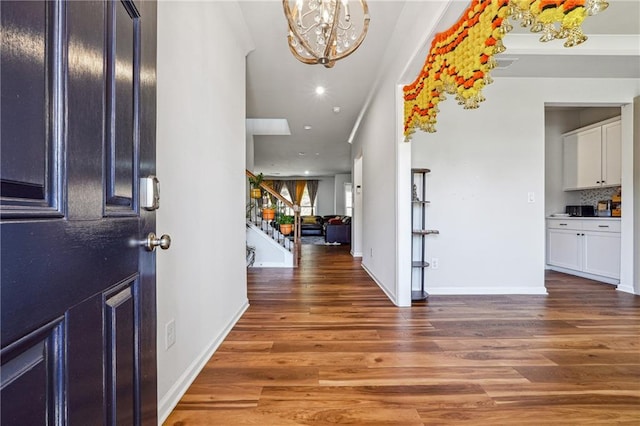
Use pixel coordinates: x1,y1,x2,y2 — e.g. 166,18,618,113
164,244,640,425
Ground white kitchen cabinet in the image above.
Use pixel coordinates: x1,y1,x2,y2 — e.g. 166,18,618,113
547,228,582,271
602,120,622,187
583,232,621,278
563,118,621,190
547,218,620,283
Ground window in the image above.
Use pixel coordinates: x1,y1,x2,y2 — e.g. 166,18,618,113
300,185,314,216
344,183,353,216
280,183,316,216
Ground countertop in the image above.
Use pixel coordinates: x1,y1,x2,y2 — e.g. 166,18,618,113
547,216,621,220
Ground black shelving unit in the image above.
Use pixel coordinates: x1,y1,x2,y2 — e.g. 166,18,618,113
411,168,439,302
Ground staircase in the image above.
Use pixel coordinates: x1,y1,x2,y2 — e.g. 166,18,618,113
246,170,301,268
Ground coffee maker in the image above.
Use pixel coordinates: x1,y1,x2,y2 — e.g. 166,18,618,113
596,200,612,217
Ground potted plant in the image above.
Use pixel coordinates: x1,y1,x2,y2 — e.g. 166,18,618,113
248,173,264,199
261,203,276,221
277,215,294,235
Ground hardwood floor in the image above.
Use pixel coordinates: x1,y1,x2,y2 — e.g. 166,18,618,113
164,244,640,425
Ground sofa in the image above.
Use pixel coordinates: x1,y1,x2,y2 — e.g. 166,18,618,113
300,215,324,236
324,216,351,244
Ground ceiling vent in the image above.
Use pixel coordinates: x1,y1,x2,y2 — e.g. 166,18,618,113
495,57,518,70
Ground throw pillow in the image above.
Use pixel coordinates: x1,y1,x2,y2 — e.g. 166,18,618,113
302,216,318,224
328,218,342,224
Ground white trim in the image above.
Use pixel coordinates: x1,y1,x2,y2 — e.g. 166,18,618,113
361,263,400,306
395,83,412,308
617,283,636,295
503,34,640,56
250,261,293,268
351,250,363,258
157,300,249,424
427,286,548,295
547,265,619,285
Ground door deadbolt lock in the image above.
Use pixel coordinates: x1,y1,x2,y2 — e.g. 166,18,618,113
140,176,160,210
144,232,171,252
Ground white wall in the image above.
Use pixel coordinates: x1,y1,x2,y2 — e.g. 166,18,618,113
246,132,255,174
156,2,253,422
634,96,640,295
350,2,639,304
353,80,400,300
545,109,581,216
334,173,352,215
350,1,455,306
410,77,639,295
352,156,363,257
315,177,335,216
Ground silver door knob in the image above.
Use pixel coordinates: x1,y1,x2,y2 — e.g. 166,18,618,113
145,232,171,251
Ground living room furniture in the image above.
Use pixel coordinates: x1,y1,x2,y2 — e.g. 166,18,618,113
325,216,351,244
300,215,324,236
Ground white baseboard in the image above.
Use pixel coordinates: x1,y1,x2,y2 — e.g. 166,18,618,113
351,250,363,258
426,285,548,295
251,261,293,268
157,300,250,424
547,265,619,285
616,283,637,295
361,263,399,306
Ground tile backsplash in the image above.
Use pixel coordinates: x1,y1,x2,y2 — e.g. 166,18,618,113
579,186,620,206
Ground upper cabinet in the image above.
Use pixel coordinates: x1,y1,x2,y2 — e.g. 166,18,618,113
563,117,621,191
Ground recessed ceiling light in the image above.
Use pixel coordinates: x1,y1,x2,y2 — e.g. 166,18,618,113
304,125,312,130
298,152,306,156
333,106,341,113
304,170,310,175
315,153,320,156
315,86,325,95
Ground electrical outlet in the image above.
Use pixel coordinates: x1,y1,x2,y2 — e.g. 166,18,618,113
165,319,176,350
431,258,439,269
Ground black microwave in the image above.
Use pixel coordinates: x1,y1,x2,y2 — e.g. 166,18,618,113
566,205,595,217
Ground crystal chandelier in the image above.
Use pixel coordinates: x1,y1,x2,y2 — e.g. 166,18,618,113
283,0,370,68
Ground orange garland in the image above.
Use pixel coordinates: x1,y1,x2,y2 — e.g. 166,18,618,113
403,0,598,139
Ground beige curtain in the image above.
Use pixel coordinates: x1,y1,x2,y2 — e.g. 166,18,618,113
284,180,297,203
306,180,319,215
267,180,284,206
272,180,284,195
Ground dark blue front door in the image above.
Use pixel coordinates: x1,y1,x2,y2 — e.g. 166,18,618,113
1,1,158,424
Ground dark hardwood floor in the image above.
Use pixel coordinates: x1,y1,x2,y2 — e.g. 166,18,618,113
165,244,640,425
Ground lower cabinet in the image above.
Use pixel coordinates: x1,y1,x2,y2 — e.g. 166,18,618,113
547,229,581,271
547,218,621,281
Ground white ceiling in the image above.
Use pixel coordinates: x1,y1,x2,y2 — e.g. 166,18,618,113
240,0,640,178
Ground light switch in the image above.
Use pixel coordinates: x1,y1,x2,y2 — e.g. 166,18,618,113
527,192,535,203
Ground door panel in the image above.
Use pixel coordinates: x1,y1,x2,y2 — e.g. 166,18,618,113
106,282,138,425
106,0,139,212
0,0,158,424
1,219,138,346
0,0,62,214
0,319,64,426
